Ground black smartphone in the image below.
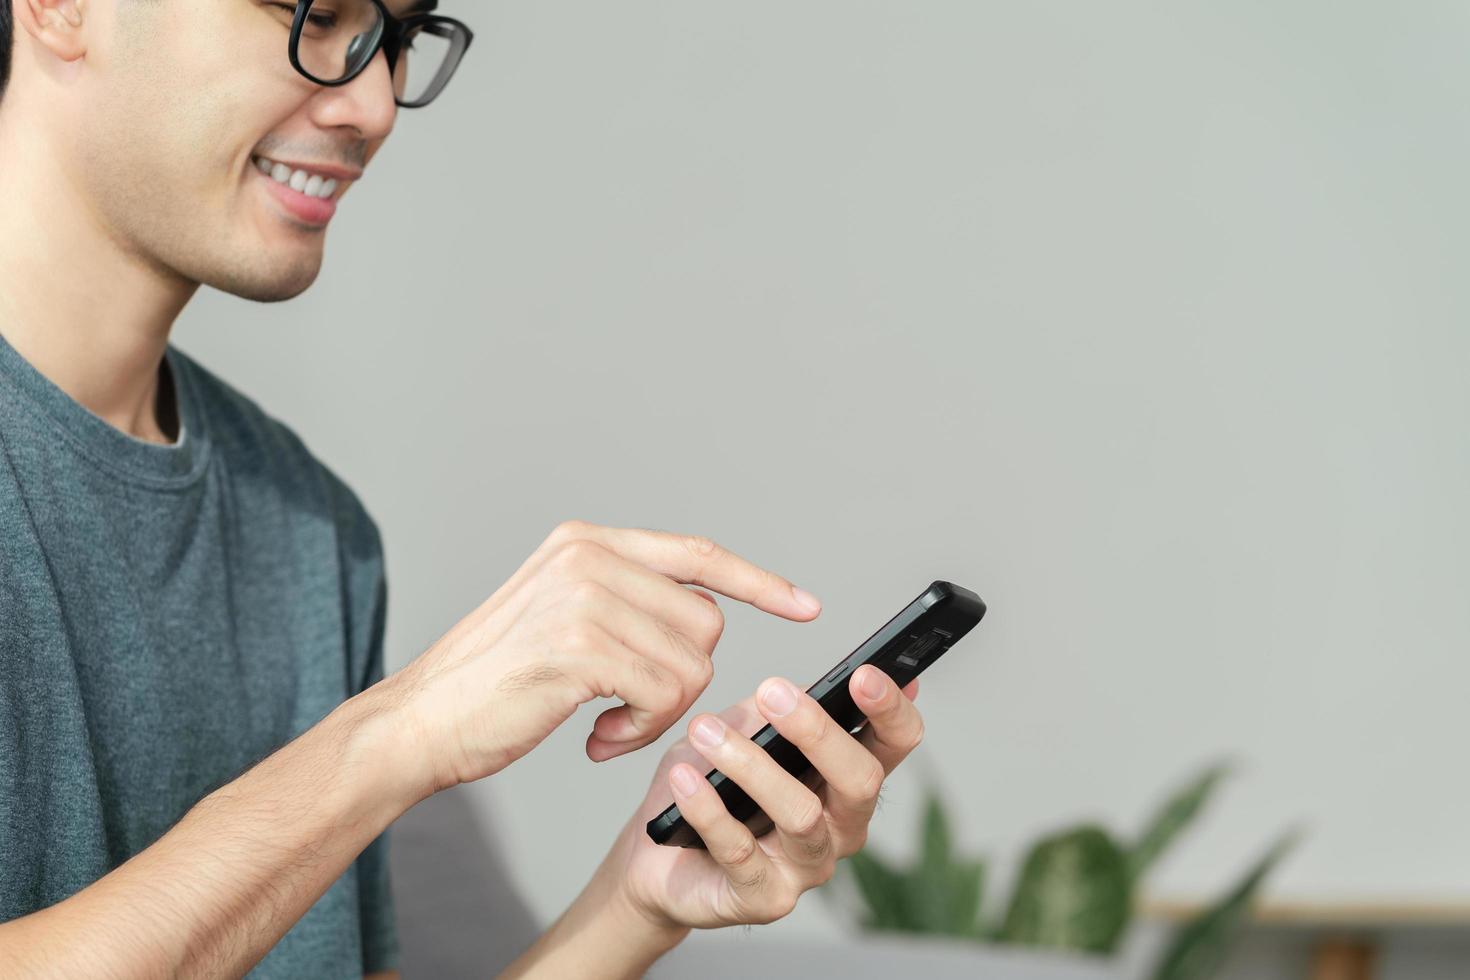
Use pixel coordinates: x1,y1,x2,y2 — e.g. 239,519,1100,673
645,580,986,848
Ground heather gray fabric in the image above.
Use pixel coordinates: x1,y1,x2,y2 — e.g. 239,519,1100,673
0,328,397,977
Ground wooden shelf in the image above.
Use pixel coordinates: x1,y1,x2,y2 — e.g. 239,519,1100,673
1140,898,1470,929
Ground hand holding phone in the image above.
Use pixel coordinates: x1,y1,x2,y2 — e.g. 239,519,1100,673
646,580,986,848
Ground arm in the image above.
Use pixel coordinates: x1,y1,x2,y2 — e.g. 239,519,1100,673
0,521,818,976
497,861,690,980
0,690,422,978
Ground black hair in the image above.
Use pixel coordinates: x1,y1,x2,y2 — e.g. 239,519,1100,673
1,1,12,104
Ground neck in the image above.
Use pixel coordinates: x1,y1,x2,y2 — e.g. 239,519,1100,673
0,99,200,446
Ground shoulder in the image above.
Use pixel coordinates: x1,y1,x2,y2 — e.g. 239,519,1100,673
167,344,384,567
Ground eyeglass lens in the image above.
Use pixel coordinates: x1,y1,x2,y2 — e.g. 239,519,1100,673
295,0,468,106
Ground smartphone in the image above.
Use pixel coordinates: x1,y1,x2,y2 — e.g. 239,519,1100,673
645,580,986,848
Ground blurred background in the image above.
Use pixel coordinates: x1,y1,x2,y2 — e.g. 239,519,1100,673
174,1,1470,977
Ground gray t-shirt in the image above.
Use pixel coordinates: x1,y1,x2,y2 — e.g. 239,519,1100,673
0,329,397,977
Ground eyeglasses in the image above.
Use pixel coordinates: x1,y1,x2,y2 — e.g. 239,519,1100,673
280,0,474,109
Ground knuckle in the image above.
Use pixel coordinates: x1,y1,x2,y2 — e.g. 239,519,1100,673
548,518,590,545
691,653,715,689
560,622,601,656
801,714,832,751
683,534,723,561
705,600,726,639
792,794,826,838
727,835,761,871
654,619,714,692
551,537,604,572
764,568,784,599
659,684,686,717
859,759,886,801
649,668,686,714
566,578,610,608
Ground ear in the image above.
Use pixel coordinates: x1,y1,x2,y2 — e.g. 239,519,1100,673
16,0,88,63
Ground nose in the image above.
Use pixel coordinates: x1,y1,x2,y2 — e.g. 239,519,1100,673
307,46,398,144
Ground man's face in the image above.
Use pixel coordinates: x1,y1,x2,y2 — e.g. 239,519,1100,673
73,0,403,302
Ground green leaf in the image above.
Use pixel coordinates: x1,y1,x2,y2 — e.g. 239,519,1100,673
1149,830,1299,980
887,788,983,936
900,856,986,936
837,788,986,939
998,825,1133,954
921,789,953,877
844,847,914,932
943,859,986,935
1129,763,1230,884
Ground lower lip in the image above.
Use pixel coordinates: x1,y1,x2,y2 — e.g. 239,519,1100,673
255,165,338,226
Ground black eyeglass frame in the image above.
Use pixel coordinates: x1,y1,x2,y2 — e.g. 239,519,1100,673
287,0,475,109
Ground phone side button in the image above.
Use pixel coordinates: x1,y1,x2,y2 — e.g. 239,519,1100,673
823,661,849,684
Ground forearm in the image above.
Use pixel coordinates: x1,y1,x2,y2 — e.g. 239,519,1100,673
499,864,690,980
0,687,419,978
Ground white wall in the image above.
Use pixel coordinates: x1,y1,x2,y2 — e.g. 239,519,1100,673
176,0,1470,972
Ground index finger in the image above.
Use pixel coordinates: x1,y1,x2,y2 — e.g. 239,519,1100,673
552,520,822,621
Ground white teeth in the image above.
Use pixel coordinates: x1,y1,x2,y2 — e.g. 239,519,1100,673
252,156,342,199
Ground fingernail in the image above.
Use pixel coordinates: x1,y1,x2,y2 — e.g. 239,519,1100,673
860,666,886,700
761,679,798,717
671,764,700,796
791,586,821,613
692,715,726,748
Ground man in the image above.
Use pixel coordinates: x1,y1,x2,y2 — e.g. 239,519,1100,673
0,0,927,976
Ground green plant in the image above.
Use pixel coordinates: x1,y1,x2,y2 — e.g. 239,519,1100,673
1147,831,1300,980
828,763,1296,980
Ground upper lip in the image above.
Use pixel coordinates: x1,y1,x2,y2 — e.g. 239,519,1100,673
253,154,363,182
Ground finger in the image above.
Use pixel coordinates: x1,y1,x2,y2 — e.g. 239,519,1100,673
565,621,686,762
689,694,764,749
540,538,726,648
665,761,782,915
686,712,834,874
754,677,883,853
555,520,822,622
850,665,925,776
563,586,716,750
646,694,768,788
478,529,727,651
533,548,728,756
658,677,919,811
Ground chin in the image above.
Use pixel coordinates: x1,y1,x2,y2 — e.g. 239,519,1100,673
205,256,324,304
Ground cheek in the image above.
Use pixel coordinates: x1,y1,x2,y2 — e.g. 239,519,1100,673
97,11,310,186
104,83,302,207
83,94,225,204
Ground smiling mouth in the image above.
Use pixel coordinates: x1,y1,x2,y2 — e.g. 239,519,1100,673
251,155,343,200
